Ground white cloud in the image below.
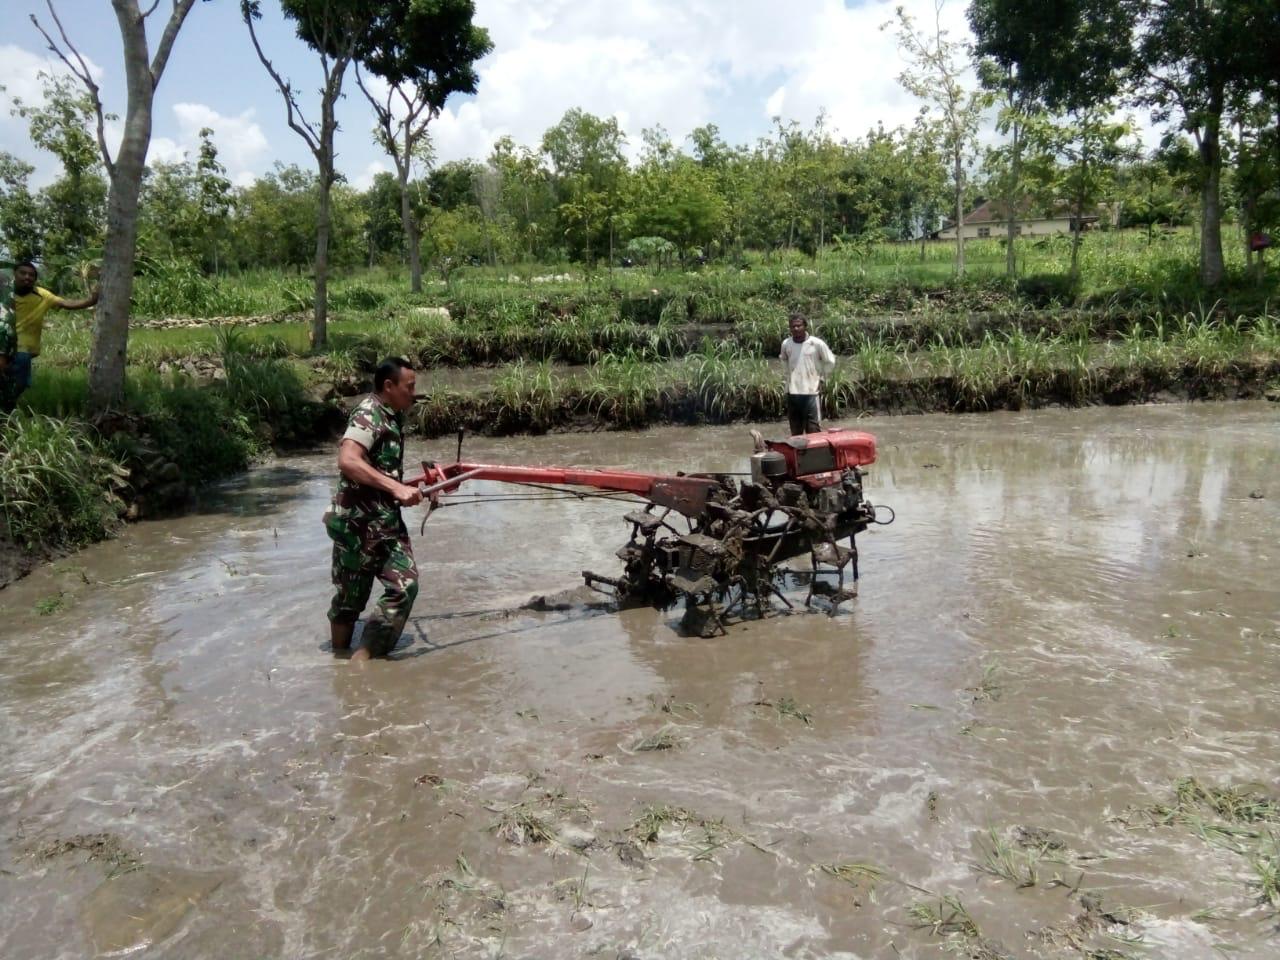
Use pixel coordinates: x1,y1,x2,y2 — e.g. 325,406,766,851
0,43,105,186
169,102,269,178
751,0,971,137
417,0,985,168
352,159,392,191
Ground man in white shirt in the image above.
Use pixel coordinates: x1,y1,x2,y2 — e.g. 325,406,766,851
779,313,836,435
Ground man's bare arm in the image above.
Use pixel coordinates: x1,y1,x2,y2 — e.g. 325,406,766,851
56,287,100,311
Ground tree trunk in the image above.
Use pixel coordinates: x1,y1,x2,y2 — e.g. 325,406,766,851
398,162,423,294
89,127,148,412
1069,214,1083,279
313,168,331,349
1198,105,1225,287
1006,121,1019,279
89,0,196,413
954,146,965,276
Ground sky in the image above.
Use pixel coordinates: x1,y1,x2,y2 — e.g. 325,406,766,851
0,1,1141,193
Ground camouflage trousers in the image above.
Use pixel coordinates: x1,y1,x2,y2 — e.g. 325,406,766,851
324,508,419,656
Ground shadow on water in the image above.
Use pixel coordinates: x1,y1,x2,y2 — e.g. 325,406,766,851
183,463,324,521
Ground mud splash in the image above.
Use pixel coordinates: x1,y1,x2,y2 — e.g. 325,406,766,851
1,402,1278,958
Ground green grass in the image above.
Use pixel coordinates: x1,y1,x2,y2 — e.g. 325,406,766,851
3,353,328,558
0,412,128,550
9,226,1278,564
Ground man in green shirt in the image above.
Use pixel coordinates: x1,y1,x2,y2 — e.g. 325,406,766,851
11,260,99,397
324,356,424,660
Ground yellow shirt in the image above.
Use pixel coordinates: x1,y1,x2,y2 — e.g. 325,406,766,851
14,286,63,355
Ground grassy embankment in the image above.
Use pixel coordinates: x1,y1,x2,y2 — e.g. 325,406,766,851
3,229,1278,574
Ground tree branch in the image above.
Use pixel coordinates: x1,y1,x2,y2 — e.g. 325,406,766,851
150,0,198,84
242,7,321,156
356,64,433,182
30,1,115,175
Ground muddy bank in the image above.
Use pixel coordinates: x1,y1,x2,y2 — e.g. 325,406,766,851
407,359,1280,437
2,403,1278,958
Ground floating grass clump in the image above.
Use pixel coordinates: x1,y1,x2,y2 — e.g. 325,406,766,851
818,861,884,905
1148,777,1280,829
976,827,1042,888
631,725,683,752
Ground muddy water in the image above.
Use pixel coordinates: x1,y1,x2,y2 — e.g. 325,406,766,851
2,402,1278,959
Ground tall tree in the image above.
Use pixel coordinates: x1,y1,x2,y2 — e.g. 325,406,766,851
541,109,627,266
0,154,42,262
9,71,105,266
354,0,491,293
1027,108,1135,279
970,0,1277,287
490,135,552,262
31,0,200,412
242,0,365,347
891,1,990,275
194,128,234,272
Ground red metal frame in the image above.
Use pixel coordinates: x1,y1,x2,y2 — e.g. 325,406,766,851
405,461,725,518
403,429,877,514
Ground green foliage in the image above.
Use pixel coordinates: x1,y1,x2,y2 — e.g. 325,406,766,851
0,412,126,549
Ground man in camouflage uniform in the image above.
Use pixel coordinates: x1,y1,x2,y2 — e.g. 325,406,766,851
325,356,424,659
0,265,18,413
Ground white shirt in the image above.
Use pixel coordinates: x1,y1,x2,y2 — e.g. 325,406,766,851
780,335,836,395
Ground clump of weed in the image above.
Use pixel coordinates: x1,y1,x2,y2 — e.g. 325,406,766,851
908,894,1013,959
487,785,592,848
1132,777,1280,919
631,725,683,752
628,805,694,844
1138,776,1280,849
967,659,1003,702
818,862,884,904
1247,832,1280,913
31,832,141,878
976,827,1042,888
908,894,981,938
34,592,66,616
0,413,128,550
626,804,765,862
646,693,699,719
753,685,813,725
1035,892,1145,955
490,804,557,846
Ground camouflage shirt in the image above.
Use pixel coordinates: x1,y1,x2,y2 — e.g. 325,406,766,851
0,268,14,358
332,394,406,530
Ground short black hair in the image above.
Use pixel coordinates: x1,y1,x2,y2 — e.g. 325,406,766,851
15,260,37,274
374,356,414,392
788,312,808,326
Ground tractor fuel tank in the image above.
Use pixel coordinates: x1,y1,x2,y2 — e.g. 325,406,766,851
765,429,877,478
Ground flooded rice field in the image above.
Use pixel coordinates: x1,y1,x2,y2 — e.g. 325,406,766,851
1,401,1278,959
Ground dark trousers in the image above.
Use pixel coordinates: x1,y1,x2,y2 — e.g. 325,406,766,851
786,393,821,435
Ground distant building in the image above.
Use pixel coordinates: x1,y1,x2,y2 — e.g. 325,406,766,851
936,199,1103,241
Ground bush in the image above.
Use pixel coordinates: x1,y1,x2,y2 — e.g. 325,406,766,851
0,412,127,549
1017,273,1078,308
329,283,388,311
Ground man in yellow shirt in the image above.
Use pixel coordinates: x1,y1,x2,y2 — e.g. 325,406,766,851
11,260,98,396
